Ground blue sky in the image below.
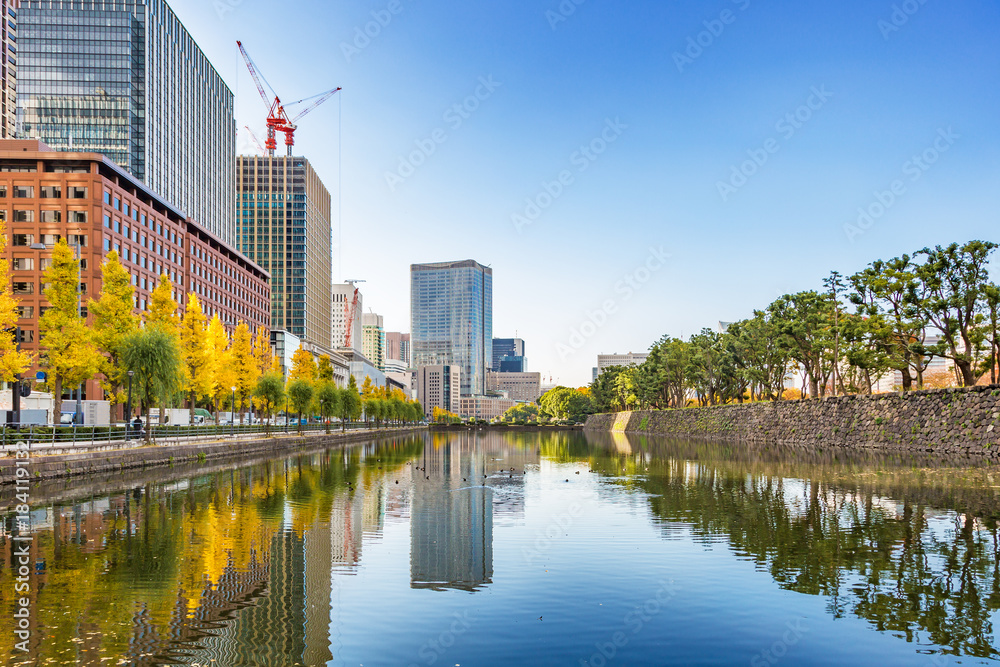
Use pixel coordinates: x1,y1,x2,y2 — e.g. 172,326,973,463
173,0,1000,387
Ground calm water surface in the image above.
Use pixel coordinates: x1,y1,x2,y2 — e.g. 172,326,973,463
2,430,1000,666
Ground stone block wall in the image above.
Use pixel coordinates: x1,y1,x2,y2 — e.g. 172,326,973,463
584,386,1000,459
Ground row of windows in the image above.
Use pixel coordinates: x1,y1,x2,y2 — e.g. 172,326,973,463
0,185,88,198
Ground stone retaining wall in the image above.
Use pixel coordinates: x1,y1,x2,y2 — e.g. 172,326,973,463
0,427,427,485
584,386,1000,459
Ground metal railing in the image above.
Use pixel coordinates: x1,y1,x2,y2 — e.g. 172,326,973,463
1,420,418,453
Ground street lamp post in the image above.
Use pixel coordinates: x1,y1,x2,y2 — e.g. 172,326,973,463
285,397,289,434
126,370,134,436
231,386,236,436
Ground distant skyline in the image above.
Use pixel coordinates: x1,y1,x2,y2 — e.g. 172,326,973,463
168,0,999,386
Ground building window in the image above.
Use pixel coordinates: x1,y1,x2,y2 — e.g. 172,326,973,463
40,234,61,245
17,306,33,319
12,282,33,295
13,186,34,198
15,330,34,344
104,214,111,228
13,210,34,222
67,234,87,247
40,186,61,198
40,258,52,271
12,234,33,246
113,197,120,211
12,258,33,271
68,186,88,199
40,210,61,223
69,211,87,224
104,191,111,205
0,186,6,197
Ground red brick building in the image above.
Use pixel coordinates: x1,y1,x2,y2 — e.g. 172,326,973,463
1,140,270,401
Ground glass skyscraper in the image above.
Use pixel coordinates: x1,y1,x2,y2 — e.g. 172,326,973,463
16,0,235,242
237,155,332,349
411,260,493,396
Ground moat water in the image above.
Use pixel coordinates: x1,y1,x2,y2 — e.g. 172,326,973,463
2,430,999,665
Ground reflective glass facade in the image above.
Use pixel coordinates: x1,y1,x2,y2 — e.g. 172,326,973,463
237,155,332,349
411,260,493,396
16,0,234,243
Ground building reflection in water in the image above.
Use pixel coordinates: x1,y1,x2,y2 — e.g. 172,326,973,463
410,432,539,591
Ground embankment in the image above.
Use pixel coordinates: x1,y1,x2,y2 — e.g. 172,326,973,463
0,426,427,485
584,386,1000,459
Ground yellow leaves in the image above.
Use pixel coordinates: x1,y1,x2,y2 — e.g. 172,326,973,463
40,239,101,388
361,375,375,399
231,321,258,397
146,274,179,332
180,293,212,399
206,315,235,402
0,218,32,380
90,251,139,399
288,345,316,382
252,326,272,375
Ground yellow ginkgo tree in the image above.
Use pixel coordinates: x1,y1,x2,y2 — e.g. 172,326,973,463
180,293,211,425
89,251,139,416
0,219,32,382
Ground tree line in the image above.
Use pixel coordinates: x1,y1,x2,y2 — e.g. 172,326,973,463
590,240,1000,413
0,237,422,435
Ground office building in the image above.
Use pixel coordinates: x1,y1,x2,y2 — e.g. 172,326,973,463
596,352,649,375
413,365,460,418
386,331,410,365
492,337,525,372
17,0,235,242
1,1,14,139
487,371,541,402
237,155,331,350
362,312,385,371
332,282,363,354
458,395,517,421
411,259,492,396
0,139,270,400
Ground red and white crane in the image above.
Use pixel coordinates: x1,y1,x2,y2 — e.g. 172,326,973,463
237,40,342,156
343,279,365,349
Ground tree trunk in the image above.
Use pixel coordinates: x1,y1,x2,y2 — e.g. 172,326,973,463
956,358,976,387
189,391,197,426
53,375,63,425
144,403,152,444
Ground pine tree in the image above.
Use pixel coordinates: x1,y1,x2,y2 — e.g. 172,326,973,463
89,251,139,415
39,241,102,421
180,293,211,424
0,219,32,381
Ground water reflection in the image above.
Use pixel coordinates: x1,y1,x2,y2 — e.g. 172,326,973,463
0,430,998,665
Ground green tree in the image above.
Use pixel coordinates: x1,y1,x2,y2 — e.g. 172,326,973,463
39,240,102,420
254,372,285,437
768,291,833,398
287,378,315,434
120,327,181,443
316,381,341,433
179,293,211,424
913,241,997,386
317,355,334,382
337,376,363,431
89,251,139,415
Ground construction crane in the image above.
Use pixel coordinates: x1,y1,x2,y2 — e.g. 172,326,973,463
244,125,265,155
343,279,366,349
237,40,342,156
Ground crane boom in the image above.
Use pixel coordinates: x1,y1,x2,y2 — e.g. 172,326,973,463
289,87,342,124
244,126,265,154
237,41,271,110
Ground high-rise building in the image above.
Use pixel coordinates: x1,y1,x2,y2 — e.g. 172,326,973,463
1,1,15,139
487,371,541,402
385,331,410,365
413,365,461,418
332,282,363,354
361,312,385,371
16,0,235,242
492,337,525,371
237,155,332,350
0,139,270,403
411,260,492,396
